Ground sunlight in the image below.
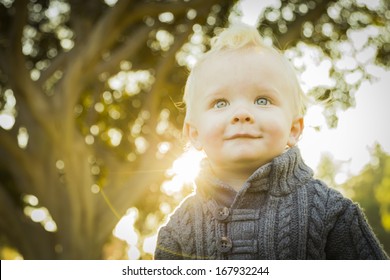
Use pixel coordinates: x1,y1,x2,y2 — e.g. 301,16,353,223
127,246,141,260
23,205,57,232
113,207,142,259
0,113,15,130
17,127,29,149
143,234,157,255
161,148,205,195
167,148,204,181
104,0,118,7
113,207,138,246
285,43,334,91
23,194,38,206
356,0,381,9
108,70,154,96
107,128,122,146
236,0,278,26
0,89,16,130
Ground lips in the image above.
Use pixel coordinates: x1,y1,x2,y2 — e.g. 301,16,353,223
225,133,262,140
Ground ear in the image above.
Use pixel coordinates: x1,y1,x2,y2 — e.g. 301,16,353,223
287,117,304,147
184,122,203,150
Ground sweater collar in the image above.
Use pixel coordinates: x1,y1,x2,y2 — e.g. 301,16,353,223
195,146,313,199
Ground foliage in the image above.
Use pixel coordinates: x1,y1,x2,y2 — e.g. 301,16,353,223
317,144,390,256
0,0,389,259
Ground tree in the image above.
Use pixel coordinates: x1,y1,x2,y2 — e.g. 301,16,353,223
340,144,390,255
0,0,388,259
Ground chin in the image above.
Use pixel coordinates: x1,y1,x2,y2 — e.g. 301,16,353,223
229,156,266,166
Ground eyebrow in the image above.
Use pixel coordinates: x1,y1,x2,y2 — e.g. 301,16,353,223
255,85,282,99
201,85,229,102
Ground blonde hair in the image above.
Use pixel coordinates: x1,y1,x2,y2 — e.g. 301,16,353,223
183,23,307,123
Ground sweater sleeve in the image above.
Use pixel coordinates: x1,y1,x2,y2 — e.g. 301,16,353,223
154,222,184,260
325,202,389,259
154,194,200,260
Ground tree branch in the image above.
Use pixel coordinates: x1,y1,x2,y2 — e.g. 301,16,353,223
143,28,191,120
59,0,222,116
93,24,151,78
7,0,55,138
0,128,34,195
36,51,69,87
76,0,134,67
56,0,134,123
0,128,22,163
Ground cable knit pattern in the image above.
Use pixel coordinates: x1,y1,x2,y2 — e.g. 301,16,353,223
307,182,327,259
203,203,217,259
180,202,195,257
276,194,293,259
154,147,389,260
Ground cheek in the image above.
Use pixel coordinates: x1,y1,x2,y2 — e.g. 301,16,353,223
199,124,222,142
261,114,291,137
197,117,225,144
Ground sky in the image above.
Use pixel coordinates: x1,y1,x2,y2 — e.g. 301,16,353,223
299,69,390,183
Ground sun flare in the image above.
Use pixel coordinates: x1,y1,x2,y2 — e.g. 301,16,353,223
161,148,205,195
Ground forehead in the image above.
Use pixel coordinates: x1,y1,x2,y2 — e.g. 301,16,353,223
197,47,281,69
191,47,296,100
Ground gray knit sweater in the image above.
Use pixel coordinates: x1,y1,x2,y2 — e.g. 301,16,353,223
154,147,388,260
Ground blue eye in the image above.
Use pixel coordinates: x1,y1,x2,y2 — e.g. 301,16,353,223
214,99,229,108
255,97,269,106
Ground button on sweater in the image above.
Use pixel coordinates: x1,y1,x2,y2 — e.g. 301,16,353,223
154,147,389,259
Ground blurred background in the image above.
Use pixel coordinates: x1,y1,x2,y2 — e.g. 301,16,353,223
0,0,389,259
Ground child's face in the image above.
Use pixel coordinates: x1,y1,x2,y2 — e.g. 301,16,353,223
185,48,303,175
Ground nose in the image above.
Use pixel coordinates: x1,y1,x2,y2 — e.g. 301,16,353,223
231,108,254,124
